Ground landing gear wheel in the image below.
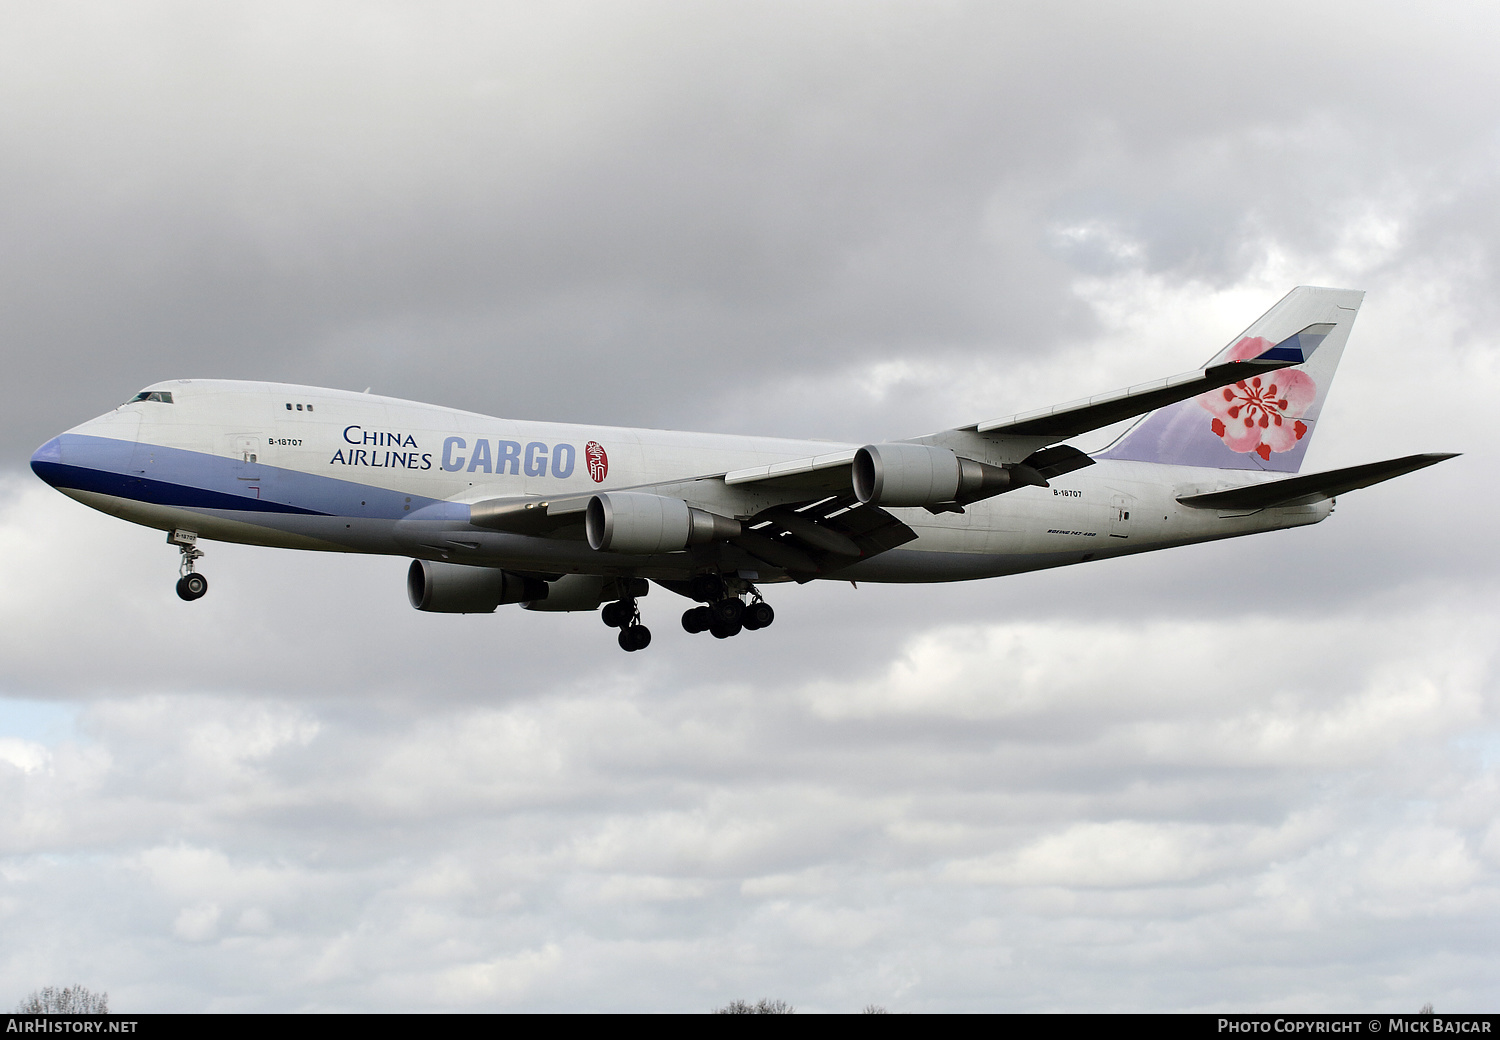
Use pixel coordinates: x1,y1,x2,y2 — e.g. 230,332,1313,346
618,624,652,652
745,602,774,630
601,601,628,628
689,574,725,603
709,619,742,639
176,573,208,601
170,530,207,601
682,606,711,634
711,597,744,625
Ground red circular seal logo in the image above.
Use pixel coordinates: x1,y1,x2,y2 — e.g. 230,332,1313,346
585,441,608,483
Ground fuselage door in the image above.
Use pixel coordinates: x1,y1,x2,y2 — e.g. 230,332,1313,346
1109,494,1133,539
230,435,263,482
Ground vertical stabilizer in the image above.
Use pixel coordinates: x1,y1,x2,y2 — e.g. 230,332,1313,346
1094,286,1363,473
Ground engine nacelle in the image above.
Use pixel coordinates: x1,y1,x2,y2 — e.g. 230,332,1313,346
522,575,649,612
852,444,959,506
853,443,1028,507
406,560,548,613
586,492,742,553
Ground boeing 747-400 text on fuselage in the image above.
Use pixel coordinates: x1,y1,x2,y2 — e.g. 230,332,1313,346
30,287,1455,651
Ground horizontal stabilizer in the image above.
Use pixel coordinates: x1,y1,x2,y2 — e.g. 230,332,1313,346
969,324,1330,440
1176,453,1457,510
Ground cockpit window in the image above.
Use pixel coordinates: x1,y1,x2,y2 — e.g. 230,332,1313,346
127,391,174,404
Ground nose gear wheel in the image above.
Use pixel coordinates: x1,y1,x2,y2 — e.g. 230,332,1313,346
176,572,208,601
169,529,207,601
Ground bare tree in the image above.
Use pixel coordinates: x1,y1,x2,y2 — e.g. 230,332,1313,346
713,998,795,1014
15,986,109,1014
1420,1003,1434,1014
862,1004,889,1013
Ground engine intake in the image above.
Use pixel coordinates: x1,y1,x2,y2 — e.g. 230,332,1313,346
853,443,1043,508
406,560,548,613
586,492,742,553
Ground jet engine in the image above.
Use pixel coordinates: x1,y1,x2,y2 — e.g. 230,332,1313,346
521,575,649,612
585,492,742,553
852,443,1042,508
406,560,548,613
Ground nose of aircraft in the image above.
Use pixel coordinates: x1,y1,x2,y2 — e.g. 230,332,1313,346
30,436,64,486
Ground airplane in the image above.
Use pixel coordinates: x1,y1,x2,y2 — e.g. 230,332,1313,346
29,286,1455,652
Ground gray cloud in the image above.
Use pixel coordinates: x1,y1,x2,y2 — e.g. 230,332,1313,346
1,600,1494,1010
6,2,1499,445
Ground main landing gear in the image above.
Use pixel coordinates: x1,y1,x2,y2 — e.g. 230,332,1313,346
601,597,652,652
679,574,775,640
169,529,208,602
600,574,776,651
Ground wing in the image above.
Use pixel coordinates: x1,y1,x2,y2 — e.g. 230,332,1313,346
721,441,1096,499
960,323,1332,440
721,322,1333,498
460,482,918,578
468,494,591,535
722,449,857,496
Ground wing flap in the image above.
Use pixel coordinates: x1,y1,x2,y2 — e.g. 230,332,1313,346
734,496,917,576
1022,444,1096,480
1176,453,1457,510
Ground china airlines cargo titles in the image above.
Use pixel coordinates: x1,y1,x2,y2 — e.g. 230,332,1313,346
326,425,609,482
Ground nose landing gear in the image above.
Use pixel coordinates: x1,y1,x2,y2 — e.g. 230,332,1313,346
169,529,207,601
600,596,652,652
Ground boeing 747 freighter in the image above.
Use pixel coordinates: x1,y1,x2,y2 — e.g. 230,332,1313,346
30,287,1454,650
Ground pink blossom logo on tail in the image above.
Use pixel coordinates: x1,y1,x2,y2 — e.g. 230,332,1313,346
585,441,609,482
1199,336,1317,462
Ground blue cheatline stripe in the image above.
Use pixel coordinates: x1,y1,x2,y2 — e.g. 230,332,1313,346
31,460,330,516
34,433,460,521
1255,345,1305,363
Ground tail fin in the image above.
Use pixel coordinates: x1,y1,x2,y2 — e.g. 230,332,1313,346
1095,286,1364,473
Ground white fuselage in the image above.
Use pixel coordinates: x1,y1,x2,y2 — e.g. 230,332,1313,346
33,379,1331,585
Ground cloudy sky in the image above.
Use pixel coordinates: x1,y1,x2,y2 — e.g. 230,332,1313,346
1,0,1496,1012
